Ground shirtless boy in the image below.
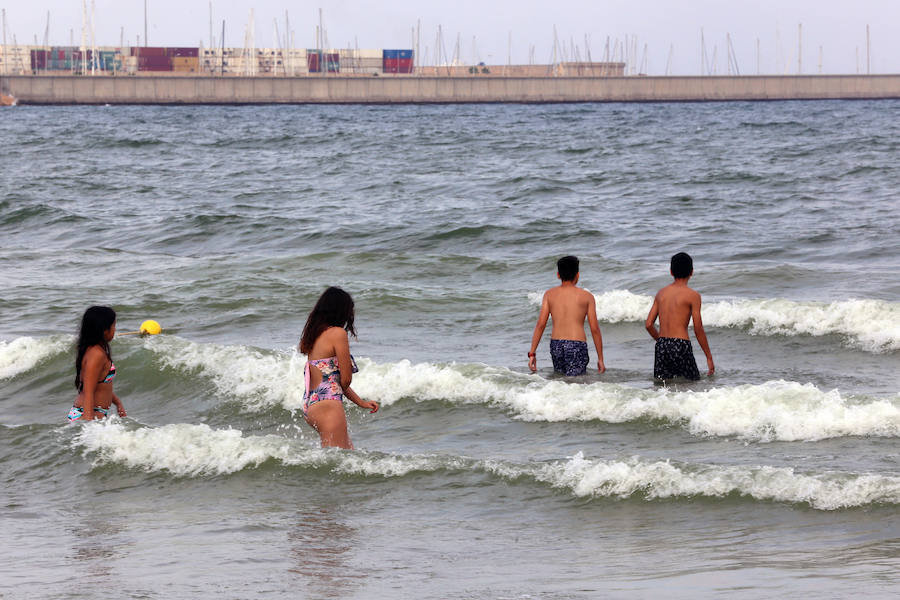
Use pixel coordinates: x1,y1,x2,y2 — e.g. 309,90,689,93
528,256,606,376
645,252,715,381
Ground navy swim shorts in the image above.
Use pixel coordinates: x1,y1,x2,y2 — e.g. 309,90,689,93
654,337,700,381
550,339,589,376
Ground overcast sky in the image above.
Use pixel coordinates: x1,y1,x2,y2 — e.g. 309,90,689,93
3,1,899,75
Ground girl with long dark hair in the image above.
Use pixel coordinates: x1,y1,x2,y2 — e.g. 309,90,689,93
300,287,378,448
68,306,126,421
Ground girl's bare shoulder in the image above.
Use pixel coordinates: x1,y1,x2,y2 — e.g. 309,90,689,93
84,345,107,360
323,326,348,340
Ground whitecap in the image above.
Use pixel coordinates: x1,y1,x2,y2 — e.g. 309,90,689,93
139,337,900,442
70,422,900,510
0,336,70,380
529,290,900,352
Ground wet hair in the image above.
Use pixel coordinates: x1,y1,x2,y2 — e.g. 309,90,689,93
557,255,580,282
75,306,116,390
299,287,357,354
671,252,693,279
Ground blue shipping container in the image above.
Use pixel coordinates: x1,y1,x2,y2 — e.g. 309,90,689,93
383,49,413,60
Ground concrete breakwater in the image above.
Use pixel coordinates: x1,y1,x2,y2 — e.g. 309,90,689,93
4,74,900,104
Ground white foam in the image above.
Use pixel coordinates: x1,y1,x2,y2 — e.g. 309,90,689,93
703,297,900,353
0,336,70,380
356,361,900,442
138,337,899,442
143,336,307,411
328,452,470,478
505,452,900,511
70,422,900,509
71,419,457,478
73,420,298,476
528,289,900,352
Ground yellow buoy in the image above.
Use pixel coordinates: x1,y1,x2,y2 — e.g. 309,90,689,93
140,320,162,335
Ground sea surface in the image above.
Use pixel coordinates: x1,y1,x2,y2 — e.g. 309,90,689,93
1,100,898,599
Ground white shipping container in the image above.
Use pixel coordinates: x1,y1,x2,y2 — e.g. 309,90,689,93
0,46,32,74
282,51,309,75
342,66,384,74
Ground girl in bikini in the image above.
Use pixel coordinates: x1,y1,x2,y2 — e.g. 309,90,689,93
299,287,378,448
68,306,126,421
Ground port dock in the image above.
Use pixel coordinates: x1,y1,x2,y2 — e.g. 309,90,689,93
3,74,900,104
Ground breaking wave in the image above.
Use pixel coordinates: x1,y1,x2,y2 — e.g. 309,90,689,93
70,420,900,510
529,290,900,352
0,335,71,380
144,337,900,442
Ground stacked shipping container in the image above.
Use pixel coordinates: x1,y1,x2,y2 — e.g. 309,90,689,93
0,46,32,74
341,48,382,74
132,46,169,71
307,50,340,73
30,48,123,72
22,46,434,76
383,49,413,74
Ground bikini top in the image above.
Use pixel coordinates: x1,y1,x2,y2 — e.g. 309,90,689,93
307,355,358,379
78,356,116,391
100,361,116,384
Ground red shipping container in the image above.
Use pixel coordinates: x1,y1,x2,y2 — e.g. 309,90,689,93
383,58,413,73
132,46,168,57
307,53,320,72
31,50,47,70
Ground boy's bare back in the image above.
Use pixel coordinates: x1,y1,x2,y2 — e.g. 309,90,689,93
649,282,700,340
544,285,594,341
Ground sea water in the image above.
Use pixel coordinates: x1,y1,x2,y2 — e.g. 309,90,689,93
1,101,898,598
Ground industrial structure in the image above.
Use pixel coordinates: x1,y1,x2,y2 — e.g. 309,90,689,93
0,43,624,78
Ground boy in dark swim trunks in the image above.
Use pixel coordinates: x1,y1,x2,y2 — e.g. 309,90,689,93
645,252,715,381
528,256,606,376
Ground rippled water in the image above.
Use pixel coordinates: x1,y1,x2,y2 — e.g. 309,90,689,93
1,101,899,599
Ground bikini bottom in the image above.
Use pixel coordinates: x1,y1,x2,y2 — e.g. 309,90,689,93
67,405,110,421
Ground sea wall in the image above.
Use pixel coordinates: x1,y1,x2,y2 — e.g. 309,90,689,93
4,74,900,104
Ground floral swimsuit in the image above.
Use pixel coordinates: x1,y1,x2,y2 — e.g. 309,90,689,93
302,355,358,416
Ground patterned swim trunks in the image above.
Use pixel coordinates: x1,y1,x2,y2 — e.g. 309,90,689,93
550,339,589,376
654,337,700,381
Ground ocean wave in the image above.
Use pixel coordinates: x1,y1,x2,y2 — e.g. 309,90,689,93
359,362,900,442
0,203,84,229
143,336,306,411
71,421,900,510
528,290,900,352
0,336,71,380
73,421,296,476
141,338,899,442
492,451,900,511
